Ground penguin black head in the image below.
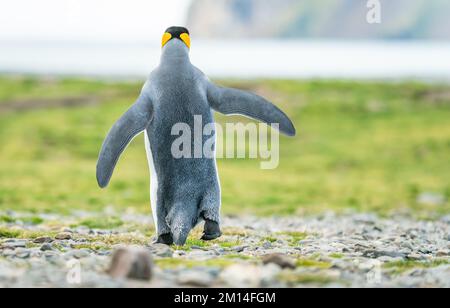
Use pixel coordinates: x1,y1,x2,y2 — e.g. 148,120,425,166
162,26,190,49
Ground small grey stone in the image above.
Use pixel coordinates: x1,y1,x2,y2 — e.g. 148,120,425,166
33,237,53,244
64,249,90,259
177,270,215,287
363,250,406,259
262,253,296,269
299,240,314,246
219,264,263,288
40,244,53,251
213,248,226,255
149,244,173,258
2,249,15,257
436,250,449,257
190,245,204,250
108,247,154,281
97,250,111,256
174,250,187,257
262,241,272,249
15,248,31,258
1,240,27,249
75,226,91,235
187,250,217,259
408,253,426,261
55,232,72,240
232,246,247,253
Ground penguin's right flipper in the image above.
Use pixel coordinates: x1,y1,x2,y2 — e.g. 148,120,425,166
206,83,296,136
96,93,153,188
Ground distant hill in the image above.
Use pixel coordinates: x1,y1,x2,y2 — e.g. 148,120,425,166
186,0,450,40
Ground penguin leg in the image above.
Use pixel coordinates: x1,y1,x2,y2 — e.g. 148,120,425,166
167,203,197,246
155,202,173,245
201,220,222,241
156,233,173,245
199,194,222,241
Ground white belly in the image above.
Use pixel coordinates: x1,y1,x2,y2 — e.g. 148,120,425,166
144,131,159,233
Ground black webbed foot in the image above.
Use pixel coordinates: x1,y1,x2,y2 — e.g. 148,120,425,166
201,220,222,241
156,233,173,245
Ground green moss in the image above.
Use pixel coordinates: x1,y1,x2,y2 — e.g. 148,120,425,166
296,258,332,269
75,217,124,230
155,257,235,269
329,253,344,259
0,227,21,238
216,240,242,248
262,237,278,243
21,216,44,225
174,238,212,251
384,259,450,274
86,234,150,247
223,254,253,260
0,215,16,224
278,272,336,285
72,242,109,251
277,231,308,246
0,227,56,239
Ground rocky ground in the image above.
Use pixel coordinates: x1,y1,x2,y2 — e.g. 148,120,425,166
0,211,449,288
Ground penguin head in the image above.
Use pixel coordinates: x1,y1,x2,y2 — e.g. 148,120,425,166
161,26,190,50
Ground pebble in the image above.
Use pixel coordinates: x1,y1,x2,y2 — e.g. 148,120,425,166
15,248,31,259
55,233,72,240
0,213,449,288
407,253,425,261
149,244,173,258
262,253,296,269
436,250,449,257
108,247,154,281
33,237,53,244
232,246,247,253
64,249,91,259
40,244,53,252
1,240,27,249
219,264,263,288
177,270,215,287
262,241,272,249
363,250,406,259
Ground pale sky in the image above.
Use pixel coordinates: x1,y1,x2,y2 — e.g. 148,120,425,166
0,0,191,41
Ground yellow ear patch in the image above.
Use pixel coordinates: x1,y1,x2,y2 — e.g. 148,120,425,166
180,33,191,49
161,32,172,48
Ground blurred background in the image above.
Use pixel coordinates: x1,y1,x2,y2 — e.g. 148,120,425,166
1,0,450,78
0,0,449,219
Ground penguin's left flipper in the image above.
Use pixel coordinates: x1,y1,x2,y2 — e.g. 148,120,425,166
96,93,154,188
207,83,296,136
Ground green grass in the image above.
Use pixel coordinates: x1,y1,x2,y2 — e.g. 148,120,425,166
0,76,449,217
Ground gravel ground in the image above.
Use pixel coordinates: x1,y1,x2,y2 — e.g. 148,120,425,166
0,212,449,288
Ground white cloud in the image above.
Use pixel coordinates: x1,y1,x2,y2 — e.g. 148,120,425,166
0,0,191,41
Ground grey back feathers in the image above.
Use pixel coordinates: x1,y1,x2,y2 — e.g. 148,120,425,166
96,34,296,245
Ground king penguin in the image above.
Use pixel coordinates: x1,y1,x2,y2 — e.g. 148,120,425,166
96,26,296,245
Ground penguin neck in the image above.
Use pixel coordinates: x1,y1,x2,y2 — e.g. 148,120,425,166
160,41,190,65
